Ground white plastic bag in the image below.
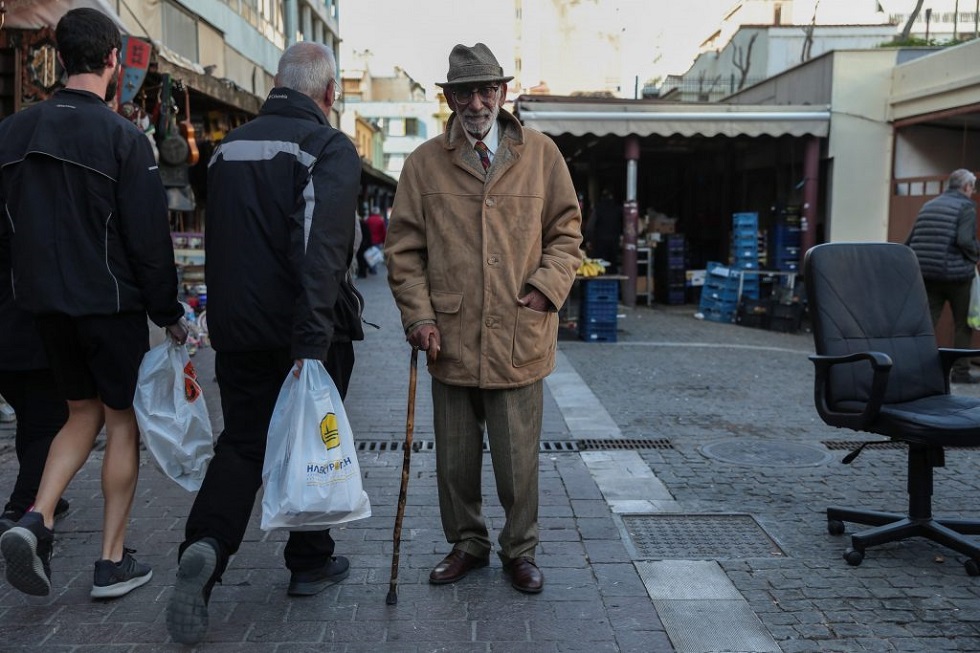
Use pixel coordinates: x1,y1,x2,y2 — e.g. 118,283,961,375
970,270,980,330
133,340,214,491
363,245,384,269
261,360,371,531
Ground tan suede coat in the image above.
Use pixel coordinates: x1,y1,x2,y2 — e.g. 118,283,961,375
385,109,583,388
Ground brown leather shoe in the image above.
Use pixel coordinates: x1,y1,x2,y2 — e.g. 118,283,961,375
504,557,544,594
428,549,489,585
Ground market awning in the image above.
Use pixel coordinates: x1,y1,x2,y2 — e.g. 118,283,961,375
361,160,397,189
3,0,127,30
514,100,830,138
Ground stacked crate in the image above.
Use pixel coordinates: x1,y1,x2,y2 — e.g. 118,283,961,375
730,212,760,301
654,234,686,305
578,279,618,342
698,262,741,323
770,207,802,272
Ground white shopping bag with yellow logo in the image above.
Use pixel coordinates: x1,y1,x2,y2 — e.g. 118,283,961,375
261,359,371,530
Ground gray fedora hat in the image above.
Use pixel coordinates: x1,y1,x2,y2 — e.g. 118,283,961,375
435,42,514,88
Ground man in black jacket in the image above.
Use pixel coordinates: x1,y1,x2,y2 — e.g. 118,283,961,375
907,168,980,383
0,8,186,600
166,41,360,646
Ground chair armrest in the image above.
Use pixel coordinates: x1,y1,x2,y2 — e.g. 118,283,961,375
938,348,980,377
808,351,893,431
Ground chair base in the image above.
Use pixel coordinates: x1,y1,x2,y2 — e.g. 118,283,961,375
827,506,980,575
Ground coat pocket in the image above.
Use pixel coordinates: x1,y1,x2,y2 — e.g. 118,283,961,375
431,292,463,363
512,305,556,368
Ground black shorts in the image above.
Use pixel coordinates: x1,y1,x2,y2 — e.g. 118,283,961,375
34,312,149,410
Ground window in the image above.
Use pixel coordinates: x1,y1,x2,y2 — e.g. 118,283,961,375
162,1,199,62
387,118,405,137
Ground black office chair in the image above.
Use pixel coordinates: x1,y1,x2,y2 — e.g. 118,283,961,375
805,242,980,575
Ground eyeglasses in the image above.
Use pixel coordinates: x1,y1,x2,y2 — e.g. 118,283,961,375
451,85,499,104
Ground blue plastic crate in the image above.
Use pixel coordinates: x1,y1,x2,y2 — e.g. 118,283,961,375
701,305,736,324
582,279,618,301
579,321,617,342
579,301,618,323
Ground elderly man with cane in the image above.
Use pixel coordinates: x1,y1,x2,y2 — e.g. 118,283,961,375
385,42,582,594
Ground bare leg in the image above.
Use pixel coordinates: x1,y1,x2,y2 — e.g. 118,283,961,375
32,399,105,529
99,406,141,562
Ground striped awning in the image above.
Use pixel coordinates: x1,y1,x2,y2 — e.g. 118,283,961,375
515,101,830,138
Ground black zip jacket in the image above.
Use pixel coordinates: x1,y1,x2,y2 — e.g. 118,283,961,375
0,88,182,327
204,87,359,359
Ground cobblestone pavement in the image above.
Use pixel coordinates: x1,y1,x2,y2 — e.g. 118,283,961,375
0,272,978,652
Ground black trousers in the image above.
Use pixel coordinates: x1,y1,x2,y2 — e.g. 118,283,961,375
0,369,68,514
925,278,973,376
181,342,355,575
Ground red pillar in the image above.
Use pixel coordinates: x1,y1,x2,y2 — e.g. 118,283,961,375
801,137,820,260
622,136,640,307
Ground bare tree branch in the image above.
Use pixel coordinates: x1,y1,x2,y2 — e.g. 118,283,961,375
900,0,926,41
732,33,758,90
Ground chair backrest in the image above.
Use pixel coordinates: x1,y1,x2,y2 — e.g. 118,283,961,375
805,242,946,407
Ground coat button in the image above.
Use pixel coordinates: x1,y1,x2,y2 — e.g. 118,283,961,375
485,198,494,207
487,256,498,265
485,318,494,327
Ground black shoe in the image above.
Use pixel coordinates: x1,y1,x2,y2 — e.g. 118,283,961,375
287,556,350,596
0,511,54,596
90,547,153,599
167,539,220,645
952,372,980,384
0,498,69,535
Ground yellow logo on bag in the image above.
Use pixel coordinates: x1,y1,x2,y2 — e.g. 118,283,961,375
320,413,340,450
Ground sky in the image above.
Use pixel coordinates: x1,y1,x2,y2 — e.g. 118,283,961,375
339,0,736,94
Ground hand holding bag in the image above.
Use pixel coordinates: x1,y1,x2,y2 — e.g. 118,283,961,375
133,340,214,491
969,269,980,330
261,359,371,530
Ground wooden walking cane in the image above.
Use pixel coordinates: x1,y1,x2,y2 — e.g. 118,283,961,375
386,346,419,605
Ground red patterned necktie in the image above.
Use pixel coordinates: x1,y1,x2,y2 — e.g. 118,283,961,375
474,140,491,171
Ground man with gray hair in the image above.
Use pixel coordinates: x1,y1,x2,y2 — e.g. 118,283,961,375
166,41,360,645
906,167,980,383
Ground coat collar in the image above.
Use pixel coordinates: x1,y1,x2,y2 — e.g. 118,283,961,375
258,87,328,124
443,108,524,184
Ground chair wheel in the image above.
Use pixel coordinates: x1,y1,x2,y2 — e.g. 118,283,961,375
827,519,845,536
966,559,980,577
844,548,864,566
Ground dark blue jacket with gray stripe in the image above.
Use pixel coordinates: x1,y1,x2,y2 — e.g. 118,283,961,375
204,87,359,359
906,188,979,283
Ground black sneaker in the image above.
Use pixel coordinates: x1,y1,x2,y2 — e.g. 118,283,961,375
167,538,219,645
0,498,68,535
0,511,53,596
287,556,350,596
90,548,152,599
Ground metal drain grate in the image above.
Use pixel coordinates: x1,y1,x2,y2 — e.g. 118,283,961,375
355,439,579,453
578,438,673,451
623,514,785,559
353,439,671,453
822,440,904,451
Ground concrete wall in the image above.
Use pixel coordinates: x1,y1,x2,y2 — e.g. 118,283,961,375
825,49,898,242
891,39,980,122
